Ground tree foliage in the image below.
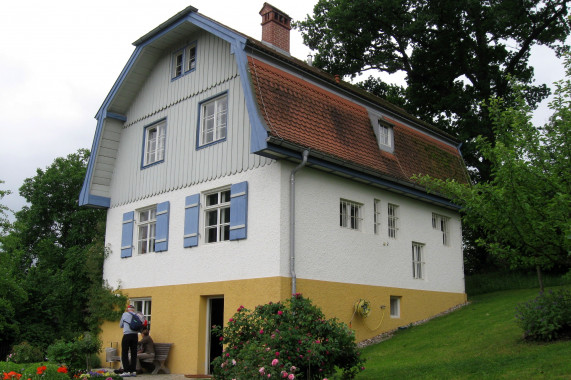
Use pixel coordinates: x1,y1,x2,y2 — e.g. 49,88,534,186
415,56,571,291
0,180,12,236
296,0,570,181
0,149,125,352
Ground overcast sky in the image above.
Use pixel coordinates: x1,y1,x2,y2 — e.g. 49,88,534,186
0,0,566,218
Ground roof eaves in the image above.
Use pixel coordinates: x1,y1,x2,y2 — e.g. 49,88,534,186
263,136,460,210
132,5,199,46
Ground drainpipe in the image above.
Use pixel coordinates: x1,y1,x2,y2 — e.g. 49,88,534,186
290,150,309,295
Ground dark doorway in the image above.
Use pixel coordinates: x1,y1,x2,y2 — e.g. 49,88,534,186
208,297,224,374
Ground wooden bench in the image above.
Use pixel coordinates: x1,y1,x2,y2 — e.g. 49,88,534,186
141,343,173,375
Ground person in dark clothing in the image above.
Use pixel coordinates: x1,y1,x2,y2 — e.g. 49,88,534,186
136,328,155,373
119,305,139,377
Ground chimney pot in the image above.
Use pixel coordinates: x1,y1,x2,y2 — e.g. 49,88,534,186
260,2,292,53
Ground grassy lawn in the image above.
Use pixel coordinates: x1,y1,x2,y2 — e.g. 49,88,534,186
355,287,571,379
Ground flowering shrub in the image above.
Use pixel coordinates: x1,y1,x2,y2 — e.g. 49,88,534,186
515,288,571,341
7,343,44,364
211,294,365,379
46,333,101,370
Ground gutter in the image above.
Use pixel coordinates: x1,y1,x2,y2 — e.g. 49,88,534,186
290,150,309,295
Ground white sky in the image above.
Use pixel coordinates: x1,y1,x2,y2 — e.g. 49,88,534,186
0,0,565,217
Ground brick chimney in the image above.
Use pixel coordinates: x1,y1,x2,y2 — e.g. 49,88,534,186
259,3,292,53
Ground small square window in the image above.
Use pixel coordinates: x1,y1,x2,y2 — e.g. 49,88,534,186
143,121,166,167
412,242,425,279
172,42,197,79
432,213,450,246
185,44,197,72
390,296,401,318
138,207,157,254
340,199,362,230
199,94,228,147
387,203,398,238
204,188,231,243
377,119,394,151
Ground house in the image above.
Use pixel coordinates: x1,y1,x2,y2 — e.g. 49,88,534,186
80,3,469,375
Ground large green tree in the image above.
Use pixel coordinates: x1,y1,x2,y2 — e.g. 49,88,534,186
0,180,12,236
296,0,570,181
1,149,125,349
415,56,571,291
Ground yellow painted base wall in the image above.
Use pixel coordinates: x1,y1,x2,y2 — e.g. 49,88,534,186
98,277,466,374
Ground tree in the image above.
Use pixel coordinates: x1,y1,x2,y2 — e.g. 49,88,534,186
415,56,571,292
0,149,125,349
0,180,12,236
295,0,570,182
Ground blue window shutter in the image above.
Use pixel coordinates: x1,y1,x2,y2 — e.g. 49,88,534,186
184,194,200,247
121,211,134,258
230,181,248,240
155,201,170,252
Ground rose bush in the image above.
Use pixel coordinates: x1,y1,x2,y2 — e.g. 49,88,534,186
211,294,365,379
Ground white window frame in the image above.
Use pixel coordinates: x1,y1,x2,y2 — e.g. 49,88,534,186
137,206,157,254
143,121,166,167
412,242,425,279
390,296,401,318
387,203,398,238
340,199,363,230
432,213,450,246
131,298,152,327
377,119,394,152
204,188,231,243
374,199,381,234
185,43,197,72
199,94,228,147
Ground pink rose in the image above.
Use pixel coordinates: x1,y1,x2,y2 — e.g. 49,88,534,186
259,367,265,374
278,310,283,315
272,359,279,366
288,374,295,380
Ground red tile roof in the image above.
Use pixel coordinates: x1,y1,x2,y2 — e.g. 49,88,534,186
247,57,469,185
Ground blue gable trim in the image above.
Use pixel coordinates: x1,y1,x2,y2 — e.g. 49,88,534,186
80,9,269,208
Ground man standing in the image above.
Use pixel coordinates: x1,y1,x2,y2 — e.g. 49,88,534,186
119,305,139,377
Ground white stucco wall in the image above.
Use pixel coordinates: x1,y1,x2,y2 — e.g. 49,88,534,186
103,163,283,290
290,166,465,294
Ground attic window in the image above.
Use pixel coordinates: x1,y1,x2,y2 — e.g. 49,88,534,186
171,42,197,80
377,119,394,151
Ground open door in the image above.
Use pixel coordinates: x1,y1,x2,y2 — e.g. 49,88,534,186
207,297,224,374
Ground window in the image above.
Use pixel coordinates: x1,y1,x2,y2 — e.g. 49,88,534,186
120,202,169,258
377,119,394,152
373,199,381,234
204,188,231,243
131,298,152,327
387,203,398,238
199,94,228,147
432,213,450,245
143,121,166,167
412,242,425,279
340,199,362,230
138,207,157,254
184,182,248,248
390,296,401,318
172,42,197,79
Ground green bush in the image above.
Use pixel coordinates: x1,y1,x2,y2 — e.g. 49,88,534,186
46,333,101,370
515,288,571,341
0,362,69,380
211,294,366,379
7,342,44,364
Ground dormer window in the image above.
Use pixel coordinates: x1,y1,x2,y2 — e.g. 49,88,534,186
171,42,197,80
377,119,394,152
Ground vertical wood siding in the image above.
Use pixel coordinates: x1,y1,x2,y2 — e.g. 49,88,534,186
108,32,271,206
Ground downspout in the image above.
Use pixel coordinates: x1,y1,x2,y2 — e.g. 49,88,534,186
290,150,309,295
